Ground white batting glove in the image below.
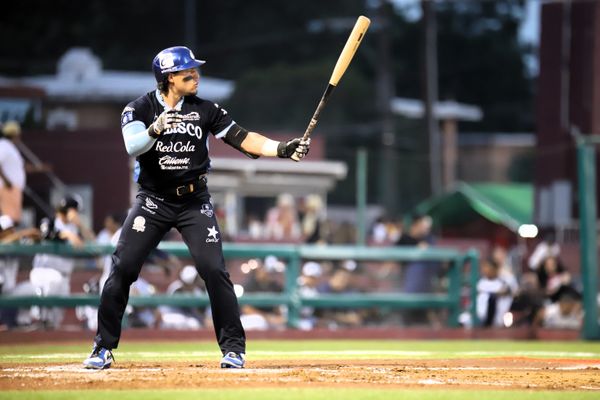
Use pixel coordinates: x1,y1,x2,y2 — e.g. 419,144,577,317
292,138,311,161
152,110,182,136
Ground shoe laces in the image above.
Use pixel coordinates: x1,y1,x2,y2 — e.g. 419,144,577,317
226,352,244,361
91,346,114,361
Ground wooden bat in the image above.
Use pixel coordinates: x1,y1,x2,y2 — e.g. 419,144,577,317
292,15,371,161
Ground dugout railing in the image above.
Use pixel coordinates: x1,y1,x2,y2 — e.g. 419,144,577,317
0,242,480,328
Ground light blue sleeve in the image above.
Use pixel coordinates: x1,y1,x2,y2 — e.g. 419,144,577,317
122,121,156,157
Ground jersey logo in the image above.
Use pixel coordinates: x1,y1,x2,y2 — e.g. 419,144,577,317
181,112,201,121
206,226,219,243
163,123,203,139
155,141,196,153
132,216,146,233
121,111,134,127
200,204,214,218
158,155,191,170
145,198,158,210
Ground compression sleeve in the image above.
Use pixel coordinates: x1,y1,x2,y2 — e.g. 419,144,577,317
122,121,156,157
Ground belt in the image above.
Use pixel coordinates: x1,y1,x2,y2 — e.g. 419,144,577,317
172,175,207,197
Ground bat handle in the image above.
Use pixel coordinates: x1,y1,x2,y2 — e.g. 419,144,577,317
292,84,335,161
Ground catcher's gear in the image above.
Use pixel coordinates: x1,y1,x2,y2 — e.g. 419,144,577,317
152,46,205,83
277,138,310,161
150,110,182,138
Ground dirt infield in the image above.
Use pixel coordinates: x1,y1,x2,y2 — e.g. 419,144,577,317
2,358,599,391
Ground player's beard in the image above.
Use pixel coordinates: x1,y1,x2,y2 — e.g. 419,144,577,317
186,84,198,96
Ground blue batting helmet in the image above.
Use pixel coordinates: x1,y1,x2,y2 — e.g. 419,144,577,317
152,46,205,83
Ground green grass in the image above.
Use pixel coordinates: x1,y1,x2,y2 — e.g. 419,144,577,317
1,340,599,363
0,389,598,400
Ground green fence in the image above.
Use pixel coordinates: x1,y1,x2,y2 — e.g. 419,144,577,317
0,242,480,328
576,135,600,340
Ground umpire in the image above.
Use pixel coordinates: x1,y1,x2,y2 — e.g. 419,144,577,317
84,46,310,370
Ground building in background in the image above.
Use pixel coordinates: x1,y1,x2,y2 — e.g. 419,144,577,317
535,1,600,233
0,48,347,233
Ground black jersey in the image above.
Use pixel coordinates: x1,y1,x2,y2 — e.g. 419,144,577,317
121,90,234,191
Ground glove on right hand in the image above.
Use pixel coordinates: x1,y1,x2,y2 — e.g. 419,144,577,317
152,110,182,136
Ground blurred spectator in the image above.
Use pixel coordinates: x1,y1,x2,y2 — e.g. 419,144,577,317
300,194,327,244
29,196,94,329
371,216,388,244
0,121,25,227
476,257,514,327
159,265,207,330
0,221,40,330
246,214,264,239
96,212,124,289
331,221,356,244
239,256,285,330
371,216,403,244
126,277,159,328
396,214,442,326
387,217,403,243
528,231,560,271
318,261,364,329
264,193,300,240
536,256,572,299
297,261,323,330
0,225,40,244
491,245,519,295
145,248,183,278
0,224,40,324
96,213,124,245
508,271,545,326
534,286,583,329
76,276,101,330
243,256,284,293
99,224,122,291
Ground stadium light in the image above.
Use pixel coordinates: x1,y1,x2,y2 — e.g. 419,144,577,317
518,224,538,238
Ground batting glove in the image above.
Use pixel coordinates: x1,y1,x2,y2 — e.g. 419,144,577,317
277,138,311,161
151,110,182,137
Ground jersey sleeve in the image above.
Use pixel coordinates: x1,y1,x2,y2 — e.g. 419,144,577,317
120,95,158,157
121,96,153,128
208,103,235,139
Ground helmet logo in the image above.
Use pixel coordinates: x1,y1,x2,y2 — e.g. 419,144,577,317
159,53,175,70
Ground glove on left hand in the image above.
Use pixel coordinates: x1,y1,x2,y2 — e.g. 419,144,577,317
277,138,311,161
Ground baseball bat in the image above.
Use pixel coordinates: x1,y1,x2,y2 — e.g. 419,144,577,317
292,15,370,161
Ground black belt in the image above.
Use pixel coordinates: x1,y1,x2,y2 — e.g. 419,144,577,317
171,175,207,197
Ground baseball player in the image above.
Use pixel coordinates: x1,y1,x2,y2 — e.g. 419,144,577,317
83,46,310,370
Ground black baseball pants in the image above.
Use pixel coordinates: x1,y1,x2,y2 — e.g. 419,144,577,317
95,187,246,355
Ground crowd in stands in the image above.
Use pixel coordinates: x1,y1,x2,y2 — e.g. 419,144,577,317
475,232,584,330
0,120,588,332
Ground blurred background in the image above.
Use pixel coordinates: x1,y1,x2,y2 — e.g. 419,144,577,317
0,0,598,338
